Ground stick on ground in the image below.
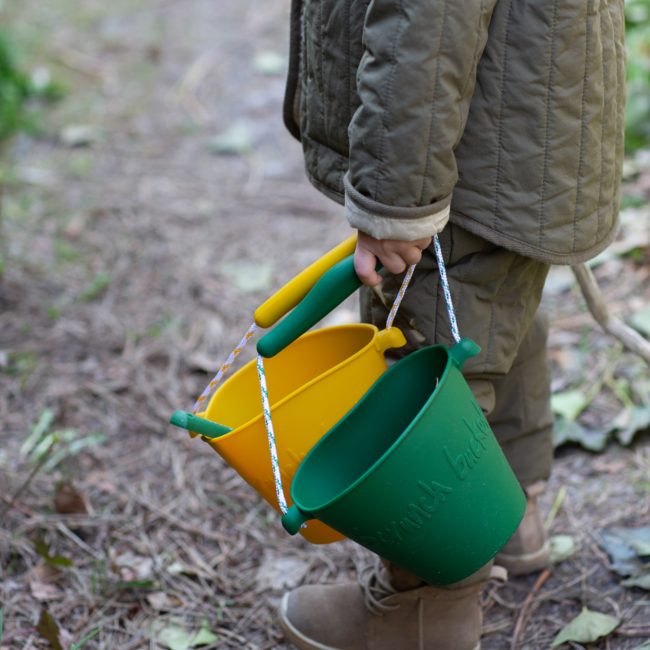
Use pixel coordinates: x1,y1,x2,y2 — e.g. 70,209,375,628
573,263,650,364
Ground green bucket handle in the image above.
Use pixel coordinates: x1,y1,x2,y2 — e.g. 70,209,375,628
257,255,379,359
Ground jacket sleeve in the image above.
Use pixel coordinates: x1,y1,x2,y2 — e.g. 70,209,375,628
346,0,498,241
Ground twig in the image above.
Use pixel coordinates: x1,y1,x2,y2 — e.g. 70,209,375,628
545,485,568,530
0,442,55,520
1,628,38,643
510,568,552,650
573,263,650,364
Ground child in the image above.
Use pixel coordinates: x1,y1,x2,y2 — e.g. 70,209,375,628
278,0,625,648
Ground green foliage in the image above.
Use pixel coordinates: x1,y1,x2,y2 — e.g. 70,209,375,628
0,30,65,142
626,1,650,151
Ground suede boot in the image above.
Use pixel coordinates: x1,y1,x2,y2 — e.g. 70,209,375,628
278,558,506,650
495,481,550,575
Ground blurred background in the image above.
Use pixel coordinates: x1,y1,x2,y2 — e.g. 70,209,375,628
1,1,650,649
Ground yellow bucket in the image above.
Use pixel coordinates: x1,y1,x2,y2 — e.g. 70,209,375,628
198,323,405,544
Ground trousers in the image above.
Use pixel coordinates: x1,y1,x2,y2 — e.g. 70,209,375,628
360,223,555,490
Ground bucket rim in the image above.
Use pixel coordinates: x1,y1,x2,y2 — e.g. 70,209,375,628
290,343,453,513
202,322,385,443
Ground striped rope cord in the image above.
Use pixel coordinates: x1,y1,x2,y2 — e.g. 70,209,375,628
433,234,461,343
385,264,416,330
192,322,258,415
257,354,289,515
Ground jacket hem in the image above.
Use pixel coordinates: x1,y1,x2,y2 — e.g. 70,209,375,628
449,211,621,266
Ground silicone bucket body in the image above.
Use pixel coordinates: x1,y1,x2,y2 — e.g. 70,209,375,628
199,323,406,545
282,339,526,582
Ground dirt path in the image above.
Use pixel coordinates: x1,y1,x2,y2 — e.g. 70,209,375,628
1,1,650,648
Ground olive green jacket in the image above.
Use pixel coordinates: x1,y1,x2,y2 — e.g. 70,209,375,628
284,0,626,265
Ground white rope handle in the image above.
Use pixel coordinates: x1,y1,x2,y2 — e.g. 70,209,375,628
433,234,461,343
194,240,460,519
192,322,258,414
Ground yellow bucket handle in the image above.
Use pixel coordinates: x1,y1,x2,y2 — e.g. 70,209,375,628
254,234,358,329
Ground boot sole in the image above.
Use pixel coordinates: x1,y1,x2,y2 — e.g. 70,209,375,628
495,540,551,576
278,593,341,650
278,593,481,650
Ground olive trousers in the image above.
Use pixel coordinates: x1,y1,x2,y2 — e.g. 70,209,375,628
360,223,555,491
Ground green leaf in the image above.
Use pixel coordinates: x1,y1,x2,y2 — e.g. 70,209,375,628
549,534,578,564
79,272,111,302
553,417,609,452
631,305,650,337
252,51,286,76
601,526,650,576
30,431,57,461
36,608,63,650
71,629,100,650
190,619,218,647
623,572,650,590
613,405,650,446
156,623,193,650
209,123,254,155
42,432,106,472
551,390,588,422
20,408,55,456
551,608,620,647
220,261,274,294
630,640,650,650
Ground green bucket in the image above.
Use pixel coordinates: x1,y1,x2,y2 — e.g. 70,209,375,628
281,338,526,586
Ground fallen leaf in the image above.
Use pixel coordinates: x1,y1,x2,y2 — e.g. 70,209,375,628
36,609,63,650
147,592,183,611
60,125,102,147
30,565,61,583
551,390,588,422
551,607,620,647
256,551,308,591
220,260,274,294
600,526,650,576
190,619,218,646
252,50,286,76
209,123,253,155
111,551,154,581
622,572,650,590
154,622,193,650
549,535,578,564
612,405,650,446
54,483,88,515
553,418,609,452
592,459,627,473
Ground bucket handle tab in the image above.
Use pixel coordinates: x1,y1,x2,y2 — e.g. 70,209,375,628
282,505,314,535
448,339,481,370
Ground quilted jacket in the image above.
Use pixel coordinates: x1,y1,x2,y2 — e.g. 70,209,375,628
284,0,626,264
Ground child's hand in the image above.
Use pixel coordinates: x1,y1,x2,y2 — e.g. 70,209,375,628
354,231,432,287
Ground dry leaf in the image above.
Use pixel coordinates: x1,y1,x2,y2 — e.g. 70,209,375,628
31,564,61,583
54,483,88,515
28,565,62,601
255,551,307,591
110,549,154,581
592,459,627,473
147,591,182,611
36,608,63,650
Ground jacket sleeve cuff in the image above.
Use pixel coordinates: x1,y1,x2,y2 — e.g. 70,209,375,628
343,172,451,241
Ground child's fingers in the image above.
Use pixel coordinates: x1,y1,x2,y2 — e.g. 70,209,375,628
379,251,407,275
354,246,383,286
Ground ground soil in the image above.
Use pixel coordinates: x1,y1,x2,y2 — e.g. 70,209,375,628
1,1,650,649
